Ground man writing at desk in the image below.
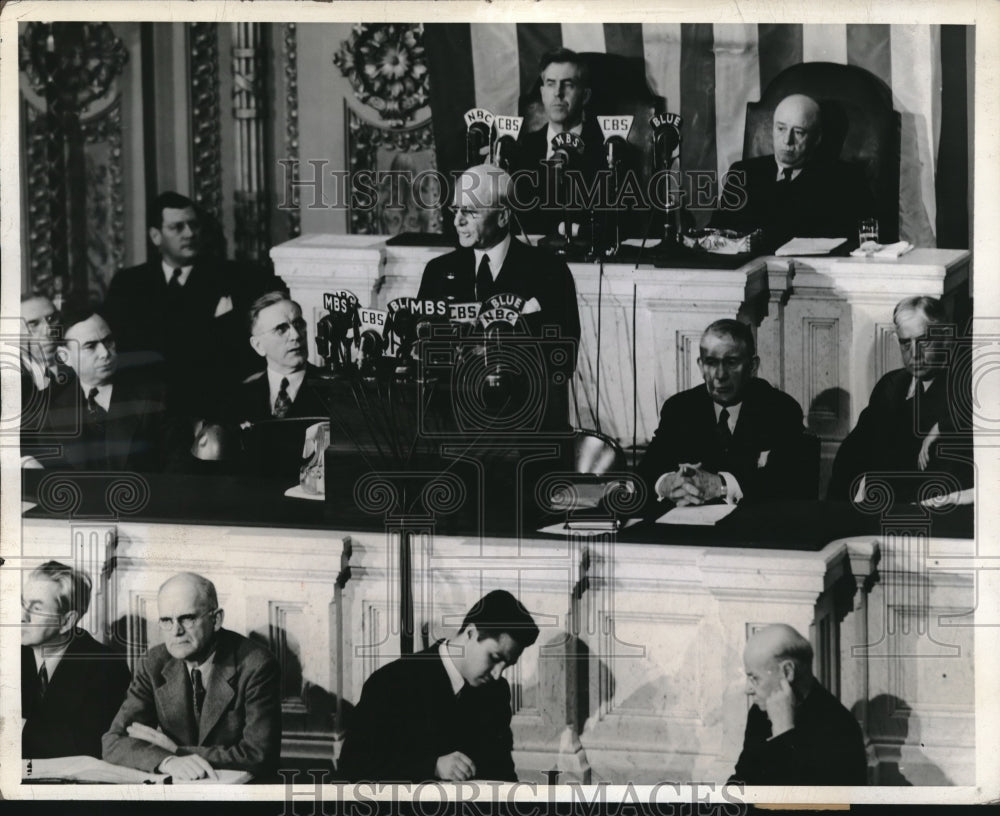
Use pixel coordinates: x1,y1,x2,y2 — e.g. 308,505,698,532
103,572,281,781
635,319,813,508
339,590,540,782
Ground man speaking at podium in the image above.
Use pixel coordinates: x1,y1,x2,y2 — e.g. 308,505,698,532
416,162,581,360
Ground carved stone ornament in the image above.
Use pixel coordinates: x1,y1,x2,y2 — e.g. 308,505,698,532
19,22,128,114
333,24,429,127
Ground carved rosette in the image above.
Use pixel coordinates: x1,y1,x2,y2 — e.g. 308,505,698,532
189,23,223,220
282,23,301,238
333,24,429,127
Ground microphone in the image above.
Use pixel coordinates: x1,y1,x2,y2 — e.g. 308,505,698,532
465,107,495,166
319,290,361,375
492,115,523,171
598,115,633,169
650,112,683,169
550,131,585,169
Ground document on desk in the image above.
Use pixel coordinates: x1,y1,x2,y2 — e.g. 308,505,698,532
656,504,737,525
774,237,846,256
24,756,252,784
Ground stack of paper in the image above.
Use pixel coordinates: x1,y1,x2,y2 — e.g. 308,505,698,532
774,237,847,256
850,240,914,259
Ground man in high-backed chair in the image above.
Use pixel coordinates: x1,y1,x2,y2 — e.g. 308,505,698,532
339,590,539,783
828,295,973,504
731,624,867,785
713,93,874,253
635,319,813,508
103,572,281,781
22,561,131,760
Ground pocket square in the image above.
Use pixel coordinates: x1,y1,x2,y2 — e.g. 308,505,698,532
522,297,542,315
756,450,771,469
214,295,234,317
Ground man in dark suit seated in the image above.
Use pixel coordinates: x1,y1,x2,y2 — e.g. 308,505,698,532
635,319,813,508
712,93,875,253
102,572,281,782
102,191,279,419
828,296,973,504
339,590,540,783
20,295,75,412
730,624,867,786
27,310,179,472
512,48,607,238
22,561,131,760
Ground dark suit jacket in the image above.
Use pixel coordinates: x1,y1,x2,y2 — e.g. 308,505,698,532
37,371,179,473
513,118,609,236
416,237,581,355
635,378,814,505
22,631,131,760
102,628,281,780
730,681,868,786
338,644,517,783
828,368,974,503
712,154,875,253
103,258,281,418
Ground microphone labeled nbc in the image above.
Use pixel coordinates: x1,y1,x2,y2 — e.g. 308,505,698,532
464,107,495,166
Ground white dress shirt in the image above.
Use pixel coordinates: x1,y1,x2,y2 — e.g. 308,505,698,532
33,641,70,684
266,368,305,413
162,261,194,287
774,161,803,182
473,233,512,284
80,382,113,412
438,640,465,696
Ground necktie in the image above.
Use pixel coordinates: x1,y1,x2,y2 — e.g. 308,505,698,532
779,167,793,183
717,407,733,452
274,377,292,418
191,668,206,721
168,267,183,289
38,664,49,698
87,387,107,423
476,254,492,302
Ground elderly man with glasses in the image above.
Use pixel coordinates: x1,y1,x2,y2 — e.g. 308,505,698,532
635,319,814,509
102,572,281,782
22,561,131,761
416,163,581,362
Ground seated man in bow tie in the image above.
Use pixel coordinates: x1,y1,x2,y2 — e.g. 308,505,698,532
30,310,178,472
102,572,281,781
22,561,131,761
339,590,540,783
635,319,814,508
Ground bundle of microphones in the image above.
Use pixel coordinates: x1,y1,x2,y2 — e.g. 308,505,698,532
315,288,537,386
465,106,684,256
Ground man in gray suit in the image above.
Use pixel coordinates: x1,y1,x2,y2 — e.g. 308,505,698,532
102,572,281,781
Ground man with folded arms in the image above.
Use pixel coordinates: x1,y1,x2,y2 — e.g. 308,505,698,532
103,572,281,781
22,561,131,760
339,590,539,782
635,319,813,508
731,624,867,785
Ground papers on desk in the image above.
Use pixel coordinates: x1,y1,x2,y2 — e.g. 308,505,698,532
774,237,846,256
24,756,252,784
537,519,642,536
621,237,662,249
850,240,914,259
656,504,737,525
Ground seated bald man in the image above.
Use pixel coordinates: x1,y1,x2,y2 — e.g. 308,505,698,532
417,163,581,359
339,590,539,783
712,93,875,253
102,572,281,781
731,624,867,786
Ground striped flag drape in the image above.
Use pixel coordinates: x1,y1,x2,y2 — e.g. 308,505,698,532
423,22,971,249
